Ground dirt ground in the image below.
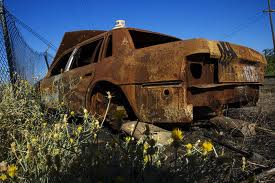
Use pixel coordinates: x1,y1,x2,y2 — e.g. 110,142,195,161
214,88,275,182
161,88,275,182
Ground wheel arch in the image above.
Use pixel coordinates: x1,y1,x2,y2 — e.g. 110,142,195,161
85,80,137,120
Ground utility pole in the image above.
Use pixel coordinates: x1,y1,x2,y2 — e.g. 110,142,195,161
0,0,16,83
264,0,275,52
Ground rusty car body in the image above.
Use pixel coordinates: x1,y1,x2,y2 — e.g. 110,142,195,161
39,27,267,124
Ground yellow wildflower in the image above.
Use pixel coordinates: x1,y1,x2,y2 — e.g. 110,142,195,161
63,114,68,123
124,136,132,143
70,111,75,116
186,143,193,150
59,132,63,139
69,138,74,144
202,141,213,155
42,122,47,127
167,138,173,144
77,126,83,133
73,131,78,136
53,133,59,139
0,174,7,181
94,120,100,128
84,109,89,119
156,160,162,167
185,143,193,156
54,123,61,130
52,148,60,156
10,142,16,153
143,155,149,165
31,138,37,145
7,164,17,178
63,122,68,128
171,128,183,141
143,143,149,153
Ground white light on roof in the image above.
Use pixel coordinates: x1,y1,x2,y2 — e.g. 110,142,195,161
113,20,126,29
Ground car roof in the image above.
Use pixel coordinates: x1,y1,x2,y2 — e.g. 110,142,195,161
52,28,181,65
54,30,106,62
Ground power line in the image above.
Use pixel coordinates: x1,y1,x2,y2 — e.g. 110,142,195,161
4,8,57,51
222,12,265,39
264,0,275,51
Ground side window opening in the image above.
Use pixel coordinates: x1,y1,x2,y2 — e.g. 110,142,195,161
51,51,72,76
70,38,103,69
129,30,180,49
105,35,112,57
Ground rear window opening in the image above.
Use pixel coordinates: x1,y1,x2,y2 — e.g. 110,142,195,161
129,30,180,49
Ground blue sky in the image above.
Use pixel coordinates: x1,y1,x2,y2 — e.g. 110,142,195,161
5,0,274,55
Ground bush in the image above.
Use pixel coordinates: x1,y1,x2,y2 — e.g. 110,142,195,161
0,80,249,183
263,48,275,76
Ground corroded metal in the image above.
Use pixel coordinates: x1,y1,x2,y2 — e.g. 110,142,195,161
39,28,267,124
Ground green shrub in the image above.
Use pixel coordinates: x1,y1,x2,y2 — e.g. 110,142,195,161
263,48,275,76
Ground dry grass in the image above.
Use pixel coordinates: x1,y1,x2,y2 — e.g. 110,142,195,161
1,80,273,182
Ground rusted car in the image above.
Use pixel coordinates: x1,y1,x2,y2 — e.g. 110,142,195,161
39,27,267,125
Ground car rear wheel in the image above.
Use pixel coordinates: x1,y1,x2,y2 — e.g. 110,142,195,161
90,90,128,130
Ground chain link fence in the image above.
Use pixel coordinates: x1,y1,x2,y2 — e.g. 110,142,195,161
0,21,9,84
0,6,54,84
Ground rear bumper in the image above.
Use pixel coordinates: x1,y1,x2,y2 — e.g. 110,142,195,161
187,84,259,111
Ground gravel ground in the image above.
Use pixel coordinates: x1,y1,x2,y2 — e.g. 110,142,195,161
223,88,275,182
160,88,275,182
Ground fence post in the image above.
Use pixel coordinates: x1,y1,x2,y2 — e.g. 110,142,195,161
0,0,15,84
44,50,50,70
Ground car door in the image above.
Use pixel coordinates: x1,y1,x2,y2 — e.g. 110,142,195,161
40,49,74,108
59,37,104,112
